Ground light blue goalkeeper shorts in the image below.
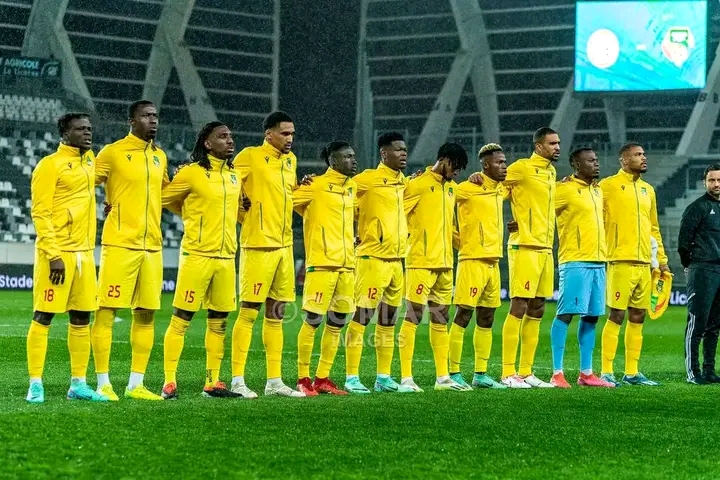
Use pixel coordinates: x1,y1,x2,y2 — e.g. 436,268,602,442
556,261,606,317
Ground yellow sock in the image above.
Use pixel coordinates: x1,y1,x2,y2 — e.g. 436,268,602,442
473,326,493,373
429,322,450,378
374,324,395,376
91,308,115,374
27,321,49,379
297,321,317,379
448,323,465,373
262,317,284,379
398,321,418,379
231,308,258,377
68,324,91,379
344,321,365,376
316,324,341,379
205,318,226,386
624,322,643,376
518,315,541,377
130,310,155,375
602,320,621,374
163,315,189,384
501,313,522,377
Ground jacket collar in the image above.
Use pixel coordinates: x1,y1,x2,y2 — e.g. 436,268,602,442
528,152,553,168
480,172,501,190
208,154,228,171
569,174,595,187
58,143,82,158
425,166,446,183
377,161,404,178
261,140,283,158
325,167,350,185
125,133,155,150
617,168,641,182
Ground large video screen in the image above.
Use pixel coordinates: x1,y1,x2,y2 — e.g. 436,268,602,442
574,1,707,92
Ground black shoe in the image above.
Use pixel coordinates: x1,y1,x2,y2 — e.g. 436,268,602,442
688,376,709,385
703,372,720,383
202,382,242,398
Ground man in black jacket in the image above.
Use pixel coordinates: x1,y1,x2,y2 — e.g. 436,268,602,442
678,164,720,384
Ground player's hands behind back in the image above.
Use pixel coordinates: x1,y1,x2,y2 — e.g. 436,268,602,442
49,258,65,285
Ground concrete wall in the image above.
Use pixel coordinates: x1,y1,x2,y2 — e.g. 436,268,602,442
0,242,180,267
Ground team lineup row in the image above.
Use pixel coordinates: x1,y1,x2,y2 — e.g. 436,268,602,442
25,100,672,403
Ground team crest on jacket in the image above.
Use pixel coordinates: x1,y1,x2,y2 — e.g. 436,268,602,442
230,174,238,185
153,155,160,167
86,158,93,166
285,158,292,168
383,178,387,184
448,187,453,197
347,187,353,196
621,185,625,190
126,154,132,161
205,171,210,178
640,187,647,195
430,186,435,192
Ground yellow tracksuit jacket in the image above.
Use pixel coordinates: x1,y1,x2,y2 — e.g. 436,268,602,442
454,173,507,261
404,167,456,269
599,169,667,265
95,133,169,251
31,144,96,260
234,141,297,249
293,168,356,270
354,162,408,260
161,156,242,258
505,153,556,249
555,175,606,264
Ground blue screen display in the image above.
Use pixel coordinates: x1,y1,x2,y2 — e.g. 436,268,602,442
574,1,707,92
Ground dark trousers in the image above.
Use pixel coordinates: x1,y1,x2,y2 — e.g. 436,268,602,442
685,264,720,380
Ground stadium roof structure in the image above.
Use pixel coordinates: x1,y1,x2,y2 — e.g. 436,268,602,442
2,0,279,137
354,0,720,167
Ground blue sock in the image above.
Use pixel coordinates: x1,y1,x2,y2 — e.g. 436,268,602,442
577,318,596,374
550,318,569,372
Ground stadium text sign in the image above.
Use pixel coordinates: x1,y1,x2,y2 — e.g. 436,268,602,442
0,56,61,79
0,266,178,292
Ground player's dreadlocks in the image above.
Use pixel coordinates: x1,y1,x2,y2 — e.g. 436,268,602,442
190,121,233,170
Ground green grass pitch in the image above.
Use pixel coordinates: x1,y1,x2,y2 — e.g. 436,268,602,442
0,290,715,479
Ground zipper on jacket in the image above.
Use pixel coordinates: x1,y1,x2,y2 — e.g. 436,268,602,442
259,202,264,230
423,229,427,256
633,182,641,260
496,191,502,256
442,183,447,267
321,226,327,254
396,183,401,256
143,144,150,250
117,203,121,231
546,172,553,246
198,217,204,243
342,183,348,266
589,185,601,259
479,223,485,246
67,209,73,238
280,161,287,245
82,158,92,249
220,163,227,255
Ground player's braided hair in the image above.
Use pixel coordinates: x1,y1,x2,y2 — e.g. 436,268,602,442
478,143,503,159
190,121,234,171
320,141,350,166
